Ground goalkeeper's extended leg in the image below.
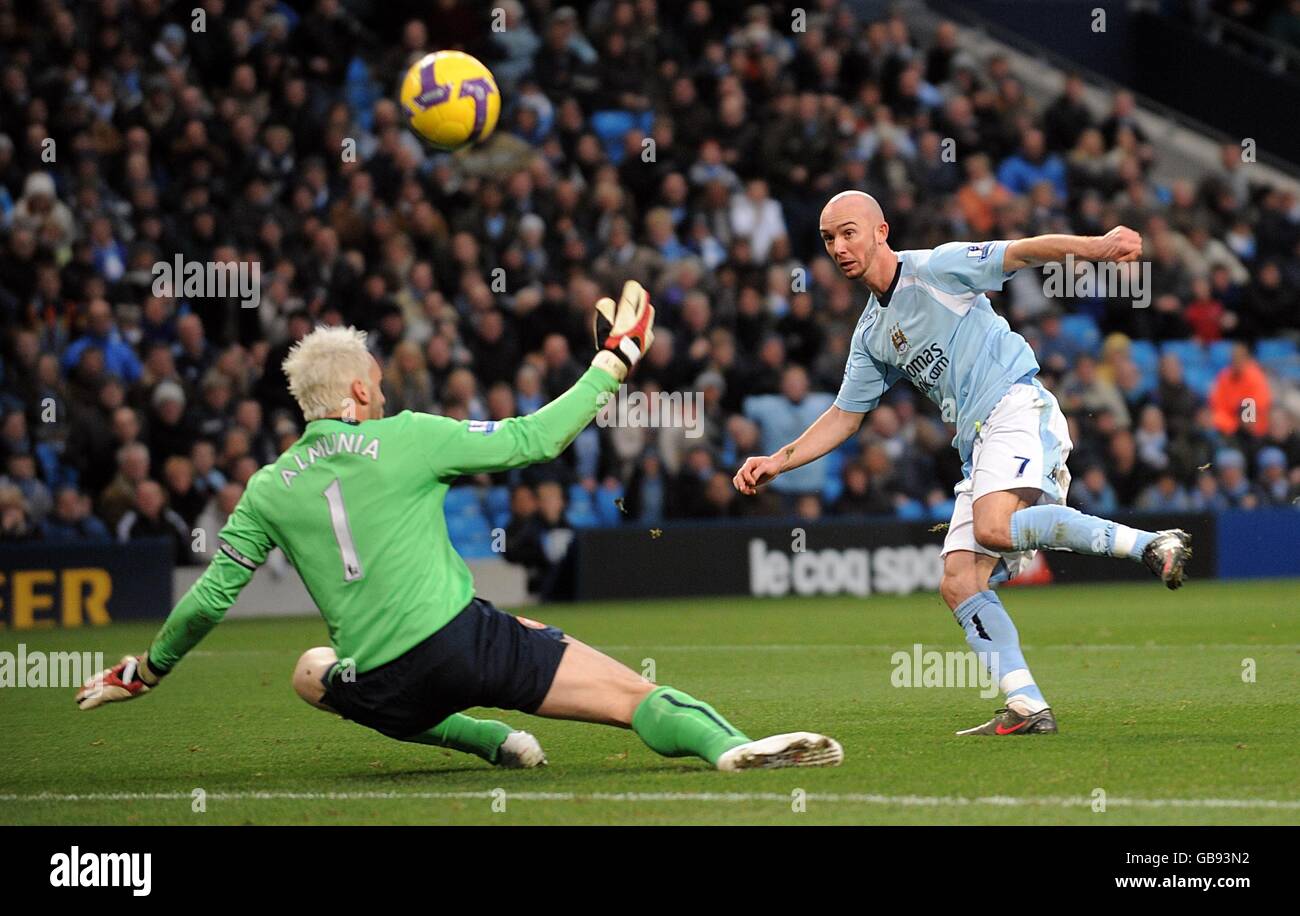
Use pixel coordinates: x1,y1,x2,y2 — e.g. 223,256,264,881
292,647,544,767
535,636,843,770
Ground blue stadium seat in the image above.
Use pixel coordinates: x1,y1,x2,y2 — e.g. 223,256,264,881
1128,339,1159,377
447,515,495,559
485,485,511,528
1206,340,1233,374
1059,314,1101,355
591,110,655,163
444,486,484,517
34,442,67,490
1184,365,1215,398
565,486,600,528
1256,338,1297,363
1277,362,1300,385
568,507,600,529
822,449,844,488
567,483,594,511
1160,339,1206,371
1257,338,1300,379
595,483,626,526
896,499,925,520
344,58,380,133
929,499,956,521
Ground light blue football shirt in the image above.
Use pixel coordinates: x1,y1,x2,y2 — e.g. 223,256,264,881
833,240,1040,463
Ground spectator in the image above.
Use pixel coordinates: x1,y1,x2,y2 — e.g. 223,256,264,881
1189,470,1229,512
956,153,1011,236
1,453,52,524
99,442,151,531
1214,448,1257,509
1137,471,1191,512
1209,343,1272,439
832,461,894,516
116,479,196,566
1,0,1298,582
997,128,1068,198
194,482,245,561
161,455,207,529
1255,447,1294,507
59,299,143,384
1071,465,1118,516
43,486,111,543
743,365,835,497
729,178,788,263
0,484,40,542
149,380,197,463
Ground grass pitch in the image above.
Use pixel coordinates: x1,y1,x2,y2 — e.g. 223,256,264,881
2,579,1298,825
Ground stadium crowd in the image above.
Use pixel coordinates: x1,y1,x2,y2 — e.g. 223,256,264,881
1,0,1299,591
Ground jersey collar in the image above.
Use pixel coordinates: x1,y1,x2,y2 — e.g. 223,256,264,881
876,257,903,308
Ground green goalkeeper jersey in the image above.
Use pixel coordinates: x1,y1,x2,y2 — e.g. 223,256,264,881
147,366,619,675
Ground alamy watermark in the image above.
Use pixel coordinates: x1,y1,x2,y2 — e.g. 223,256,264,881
890,643,999,698
49,846,151,896
0,644,105,688
152,255,261,308
596,386,705,439
1043,253,1150,308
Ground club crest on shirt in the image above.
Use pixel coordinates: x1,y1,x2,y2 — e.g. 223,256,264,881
890,322,910,355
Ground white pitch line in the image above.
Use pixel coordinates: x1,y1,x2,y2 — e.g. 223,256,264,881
183,645,1300,657
1,791,1297,810
595,644,1300,652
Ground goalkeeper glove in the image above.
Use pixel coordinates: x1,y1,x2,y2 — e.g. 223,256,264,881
76,654,163,710
591,280,655,382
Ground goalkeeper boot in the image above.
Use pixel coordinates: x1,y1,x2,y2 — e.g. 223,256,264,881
1142,528,1192,590
715,732,844,770
495,730,547,768
957,705,1058,736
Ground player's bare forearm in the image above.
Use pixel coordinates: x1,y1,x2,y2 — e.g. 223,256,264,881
1003,226,1142,271
736,406,864,495
774,406,865,473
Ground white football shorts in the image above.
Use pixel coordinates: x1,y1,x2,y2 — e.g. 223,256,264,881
941,380,1073,579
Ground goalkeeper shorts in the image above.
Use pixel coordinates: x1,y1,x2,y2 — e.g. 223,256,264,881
319,597,568,739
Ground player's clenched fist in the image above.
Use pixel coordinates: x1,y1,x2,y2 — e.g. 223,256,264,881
734,455,783,495
1095,225,1142,262
75,654,162,710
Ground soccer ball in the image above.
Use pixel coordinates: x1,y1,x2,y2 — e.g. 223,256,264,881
399,50,500,151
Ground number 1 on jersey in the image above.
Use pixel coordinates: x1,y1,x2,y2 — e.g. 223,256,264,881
323,478,364,582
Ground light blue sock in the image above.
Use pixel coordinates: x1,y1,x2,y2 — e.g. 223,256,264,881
952,590,1047,711
1010,504,1155,561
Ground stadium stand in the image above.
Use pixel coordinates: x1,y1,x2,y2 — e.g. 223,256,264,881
0,0,1297,594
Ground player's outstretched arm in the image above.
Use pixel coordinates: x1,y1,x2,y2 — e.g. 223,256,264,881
75,490,273,709
1003,226,1142,271
733,405,865,495
426,281,656,478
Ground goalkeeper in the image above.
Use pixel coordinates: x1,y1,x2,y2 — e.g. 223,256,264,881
77,282,842,772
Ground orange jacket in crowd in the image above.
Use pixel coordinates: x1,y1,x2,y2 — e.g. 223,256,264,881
1209,359,1272,437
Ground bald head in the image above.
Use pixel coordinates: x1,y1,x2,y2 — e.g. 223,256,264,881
821,190,884,226
819,190,890,284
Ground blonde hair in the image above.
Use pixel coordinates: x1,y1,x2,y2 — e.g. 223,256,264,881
282,325,372,420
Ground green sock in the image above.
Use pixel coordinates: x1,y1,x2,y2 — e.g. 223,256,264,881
401,714,512,763
631,686,750,765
